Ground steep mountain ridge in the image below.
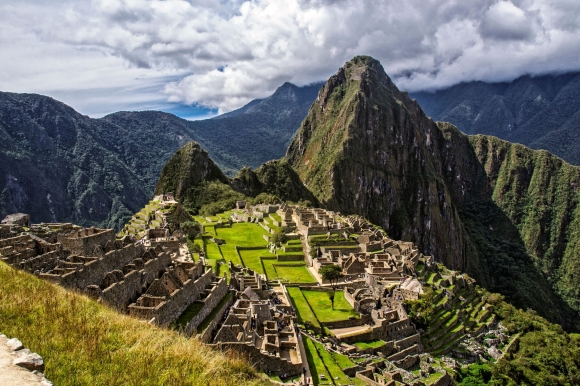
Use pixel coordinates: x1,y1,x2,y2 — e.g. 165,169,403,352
411,72,580,165
287,56,579,328
154,141,317,215
0,82,320,228
0,92,149,229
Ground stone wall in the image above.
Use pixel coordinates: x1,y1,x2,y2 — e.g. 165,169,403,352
157,270,211,326
322,315,371,329
58,228,115,256
99,269,141,310
276,254,304,262
394,333,421,351
198,294,235,343
42,243,145,289
212,342,302,377
391,353,419,370
184,278,228,336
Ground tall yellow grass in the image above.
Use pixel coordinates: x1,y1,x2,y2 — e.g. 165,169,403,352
0,262,270,386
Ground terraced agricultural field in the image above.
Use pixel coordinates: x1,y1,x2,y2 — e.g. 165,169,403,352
303,336,365,386
286,288,358,327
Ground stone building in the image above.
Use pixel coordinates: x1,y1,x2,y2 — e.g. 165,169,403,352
212,286,304,378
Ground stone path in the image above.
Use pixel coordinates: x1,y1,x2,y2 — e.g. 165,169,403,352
0,335,51,386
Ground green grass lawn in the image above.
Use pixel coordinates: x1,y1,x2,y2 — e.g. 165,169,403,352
311,339,352,385
263,217,281,232
303,337,332,385
286,287,320,329
330,351,355,370
304,336,363,386
219,244,243,266
261,257,279,279
302,290,359,323
238,249,276,274
203,239,222,259
353,340,386,350
277,251,305,258
216,223,269,245
273,265,316,284
205,258,218,275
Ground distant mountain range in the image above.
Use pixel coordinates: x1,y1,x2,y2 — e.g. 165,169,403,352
411,72,580,165
3,69,580,232
0,82,321,229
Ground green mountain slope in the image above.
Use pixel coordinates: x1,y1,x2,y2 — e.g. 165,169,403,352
0,82,320,229
287,56,580,329
154,142,317,215
411,73,580,165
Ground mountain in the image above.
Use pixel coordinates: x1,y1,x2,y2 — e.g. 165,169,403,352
0,82,321,229
154,141,317,216
410,73,580,165
0,92,150,230
287,56,580,329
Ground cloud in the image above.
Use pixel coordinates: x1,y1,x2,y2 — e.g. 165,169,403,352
2,0,580,115
479,1,538,41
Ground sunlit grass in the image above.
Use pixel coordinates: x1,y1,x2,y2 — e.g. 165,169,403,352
0,262,269,386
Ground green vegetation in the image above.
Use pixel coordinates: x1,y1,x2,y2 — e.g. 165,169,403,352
353,340,386,350
180,220,201,239
318,264,343,291
197,293,233,333
216,223,267,245
287,55,580,329
171,301,204,330
287,288,358,326
0,262,266,386
271,265,316,284
239,249,275,273
303,337,332,384
286,287,320,330
303,336,364,386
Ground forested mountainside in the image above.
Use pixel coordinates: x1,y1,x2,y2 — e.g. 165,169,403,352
154,141,317,216
287,56,580,329
411,73,580,165
0,82,320,229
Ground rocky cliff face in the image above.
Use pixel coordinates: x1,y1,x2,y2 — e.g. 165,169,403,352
287,56,466,268
287,56,580,328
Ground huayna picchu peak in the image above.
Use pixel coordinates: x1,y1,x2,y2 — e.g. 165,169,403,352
2,55,580,385
287,56,580,330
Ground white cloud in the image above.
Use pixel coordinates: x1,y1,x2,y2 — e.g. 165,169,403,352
1,0,580,115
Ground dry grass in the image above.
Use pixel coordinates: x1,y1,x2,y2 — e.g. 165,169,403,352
0,262,271,386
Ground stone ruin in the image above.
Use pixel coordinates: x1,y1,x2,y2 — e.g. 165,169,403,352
212,284,304,378
0,212,227,331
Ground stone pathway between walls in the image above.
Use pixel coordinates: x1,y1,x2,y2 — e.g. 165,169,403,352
0,334,52,386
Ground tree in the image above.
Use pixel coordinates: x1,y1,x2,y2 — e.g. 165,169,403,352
180,221,201,240
271,230,288,246
319,264,343,310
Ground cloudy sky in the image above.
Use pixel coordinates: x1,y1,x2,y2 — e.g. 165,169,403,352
1,0,579,118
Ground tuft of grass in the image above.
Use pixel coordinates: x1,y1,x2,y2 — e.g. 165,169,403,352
0,262,269,386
